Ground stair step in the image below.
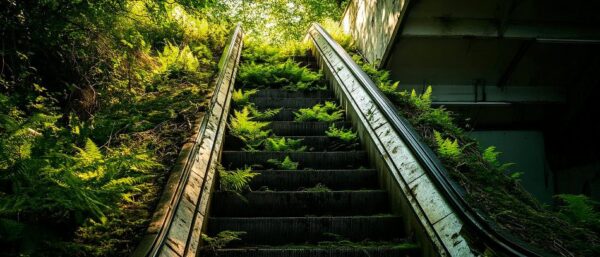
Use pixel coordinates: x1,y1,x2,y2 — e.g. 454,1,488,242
269,121,348,136
207,216,403,245
212,247,419,257
251,97,336,108
211,190,388,216
249,169,377,190
220,151,368,170
253,89,332,98
224,136,359,151
247,108,345,121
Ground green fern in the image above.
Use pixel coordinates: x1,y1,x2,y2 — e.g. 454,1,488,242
294,101,343,122
218,166,259,193
246,104,281,120
325,124,358,143
409,86,433,110
229,106,271,150
555,194,600,229
267,156,299,170
232,89,258,106
264,137,306,152
202,230,246,251
238,59,322,90
433,130,461,161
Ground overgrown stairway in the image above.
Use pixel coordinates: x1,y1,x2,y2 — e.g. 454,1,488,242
205,55,419,256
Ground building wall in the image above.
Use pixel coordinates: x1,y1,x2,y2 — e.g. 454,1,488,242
341,0,405,67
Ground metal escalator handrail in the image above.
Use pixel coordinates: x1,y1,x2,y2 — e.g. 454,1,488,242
133,23,243,257
309,22,543,257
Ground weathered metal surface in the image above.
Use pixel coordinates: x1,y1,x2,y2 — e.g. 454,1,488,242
131,24,243,257
307,24,475,257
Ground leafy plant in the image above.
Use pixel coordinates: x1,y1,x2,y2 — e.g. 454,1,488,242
303,183,331,192
555,194,600,229
232,89,258,106
433,131,461,161
264,137,307,152
246,104,281,120
218,166,259,193
409,86,433,110
294,101,343,122
326,124,358,143
267,156,299,170
229,106,271,150
201,230,246,251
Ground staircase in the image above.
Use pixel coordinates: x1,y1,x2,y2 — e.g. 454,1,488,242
206,55,419,257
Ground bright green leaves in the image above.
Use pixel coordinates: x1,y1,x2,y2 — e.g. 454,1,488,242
433,131,461,161
555,194,600,229
232,89,259,106
229,107,271,150
267,156,299,170
238,60,322,91
294,101,343,122
264,137,306,152
218,166,259,194
156,43,200,77
202,230,246,252
325,124,357,143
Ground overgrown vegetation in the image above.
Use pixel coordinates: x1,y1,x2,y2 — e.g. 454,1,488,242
0,1,229,256
267,156,299,170
238,60,323,91
218,166,259,194
294,101,344,122
264,137,307,152
228,106,271,151
341,31,600,256
326,124,358,143
201,230,245,252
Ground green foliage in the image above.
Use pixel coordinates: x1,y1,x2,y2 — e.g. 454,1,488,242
264,137,307,152
218,166,259,193
1,0,229,255
219,1,346,44
303,183,331,192
326,124,358,143
229,107,272,150
156,43,200,78
267,156,299,170
202,230,245,251
246,104,281,120
433,131,461,161
294,101,343,122
555,194,600,229
238,60,322,90
409,86,433,110
232,89,258,106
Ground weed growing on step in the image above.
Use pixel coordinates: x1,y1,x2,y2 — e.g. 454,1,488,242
232,89,258,106
246,104,281,120
326,124,358,143
201,230,246,252
264,137,307,152
302,183,331,192
267,156,299,170
218,165,259,193
229,106,271,150
294,101,343,122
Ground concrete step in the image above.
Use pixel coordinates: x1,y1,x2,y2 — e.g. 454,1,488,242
211,190,389,217
220,151,369,170
248,169,378,190
246,108,346,122
223,135,360,151
252,88,332,98
269,121,348,136
212,247,419,257
207,216,403,245
251,97,336,108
